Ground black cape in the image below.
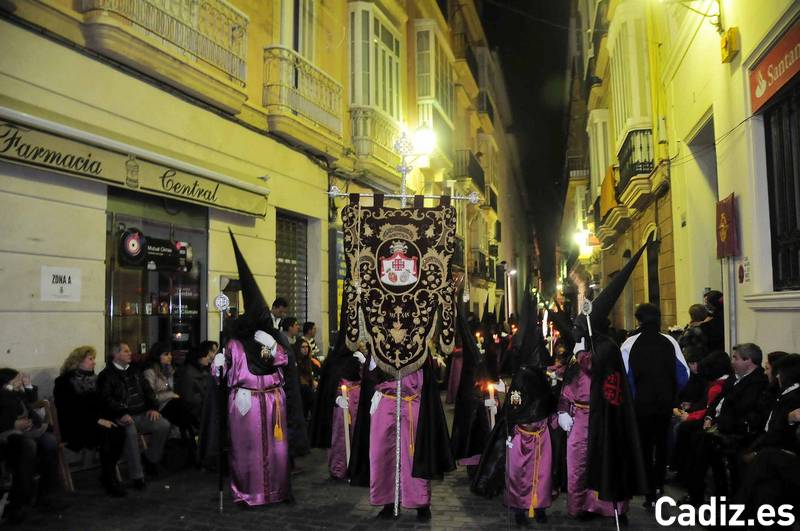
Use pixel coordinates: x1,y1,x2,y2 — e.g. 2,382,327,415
348,354,455,486
586,333,648,502
450,301,492,462
309,303,361,449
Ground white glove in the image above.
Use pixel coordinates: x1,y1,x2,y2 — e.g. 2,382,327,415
335,395,349,409
505,436,514,449
369,391,382,416
368,357,377,371
484,398,498,408
573,337,586,355
353,351,366,364
254,330,276,350
213,353,226,368
558,412,574,433
495,380,506,393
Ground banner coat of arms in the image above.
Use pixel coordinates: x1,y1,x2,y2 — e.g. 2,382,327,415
342,195,456,377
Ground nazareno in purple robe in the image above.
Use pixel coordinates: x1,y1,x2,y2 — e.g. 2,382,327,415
505,419,552,516
217,339,290,506
559,351,627,517
329,378,361,479
369,369,430,508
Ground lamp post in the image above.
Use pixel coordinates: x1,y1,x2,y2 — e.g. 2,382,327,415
394,126,436,207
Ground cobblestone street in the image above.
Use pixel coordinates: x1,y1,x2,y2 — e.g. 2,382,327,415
14,430,698,530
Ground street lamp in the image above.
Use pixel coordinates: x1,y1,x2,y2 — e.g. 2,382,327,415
395,125,436,207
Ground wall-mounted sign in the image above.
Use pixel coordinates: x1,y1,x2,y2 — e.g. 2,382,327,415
716,193,740,258
41,266,81,302
0,120,267,216
119,228,193,271
750,19,800,113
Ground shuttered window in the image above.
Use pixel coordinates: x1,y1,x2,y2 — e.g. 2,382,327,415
276,212,308,322
765,78,800,291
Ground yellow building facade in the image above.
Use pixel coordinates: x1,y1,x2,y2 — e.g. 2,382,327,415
0,0,529,391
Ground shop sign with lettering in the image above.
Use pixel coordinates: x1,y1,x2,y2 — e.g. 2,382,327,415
41,266,81,302
0,120,267,216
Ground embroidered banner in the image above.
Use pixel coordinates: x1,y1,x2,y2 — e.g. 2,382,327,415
342,197,456,377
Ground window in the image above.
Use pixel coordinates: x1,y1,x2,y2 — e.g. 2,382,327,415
282,0,315,59
415,21,455,121
276,212,308,323
764,78,800,291
607,1,651,152
349,2,402,121
587,109,610,199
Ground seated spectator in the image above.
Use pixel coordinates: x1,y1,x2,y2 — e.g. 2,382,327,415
678,304,709,355
54,346,126,497
295,339,316,421
143,343,197,463
736,355,800,520
684,343,768,504
671,350,731,484
98,342,170,489
280,317,301,345
677,346,710,413
175,341,216,428
760,351,790,413
0,368,60,522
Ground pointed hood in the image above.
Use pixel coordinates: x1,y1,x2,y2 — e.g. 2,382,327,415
575,235,651,338
505,291,553,425
229,228,269,324
497,295,506,326
480,296,496,332
512,292,547,368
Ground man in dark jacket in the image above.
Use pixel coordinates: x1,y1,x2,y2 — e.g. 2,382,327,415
685,343,768,504
98,342,170,489
621,303,689,509
0,368,60,522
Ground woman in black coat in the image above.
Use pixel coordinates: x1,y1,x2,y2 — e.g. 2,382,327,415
175,340,217,428
54,346,126,496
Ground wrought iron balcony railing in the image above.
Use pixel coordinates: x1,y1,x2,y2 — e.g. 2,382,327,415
488,187,498,215
455,149,485,192
453,33,479,83
470,250,490,279
453,236,465,269
477,90,494,124
263,46,343,137
78,0,248,83
617,129,654,196
350,107,400,166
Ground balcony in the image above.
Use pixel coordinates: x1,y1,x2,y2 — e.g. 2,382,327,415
454,149,485,194
477,90,494,131
567,155,590,181
453,33,479,96
617,129,654,212
469,249,490,280
495,220,501,242
78,0,248,113
263,46,343,155
488,243,498,258
350,107,401,182
453,235,465,270
487,187,498,215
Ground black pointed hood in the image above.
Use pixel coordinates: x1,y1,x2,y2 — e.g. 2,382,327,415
229,228,269,324
574,235,651,339
480,296,496,333
505,291,553,425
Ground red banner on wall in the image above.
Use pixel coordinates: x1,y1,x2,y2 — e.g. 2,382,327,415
750,19,800,113
716,193,739,258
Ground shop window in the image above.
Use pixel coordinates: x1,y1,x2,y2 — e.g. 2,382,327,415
276,212,309,323
106,190,207,364
349,2,402,121
764,79,800,291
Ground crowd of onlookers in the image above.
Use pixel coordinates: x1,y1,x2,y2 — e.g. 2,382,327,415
0,298,330,524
